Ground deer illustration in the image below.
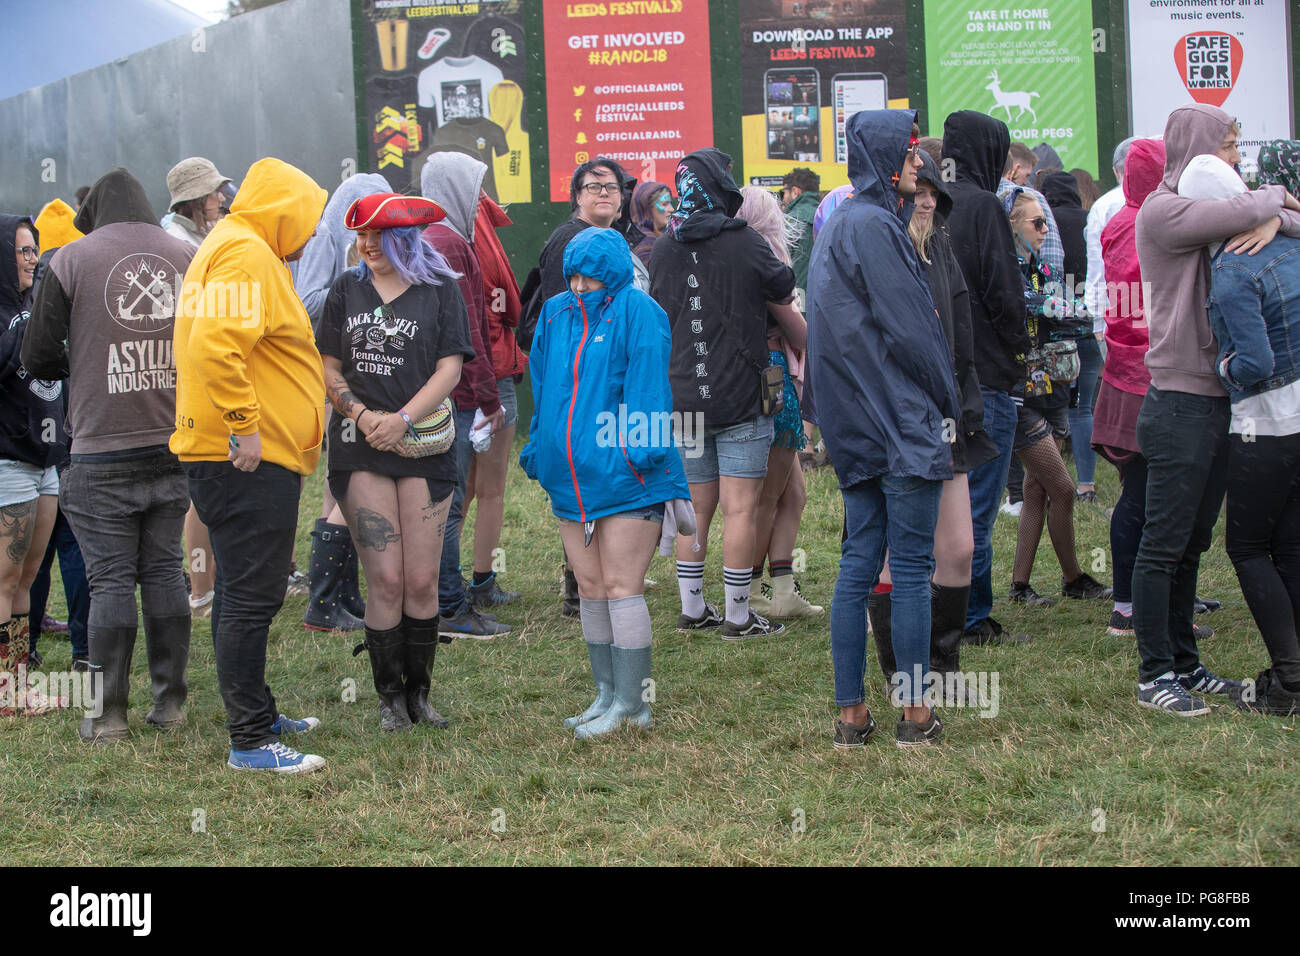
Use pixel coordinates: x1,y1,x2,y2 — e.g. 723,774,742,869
985,70,1039,124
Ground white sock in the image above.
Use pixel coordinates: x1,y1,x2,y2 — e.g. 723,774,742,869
676,560,705,617
1139,670,1176,690
1113,601,1133,616
723,566,751,625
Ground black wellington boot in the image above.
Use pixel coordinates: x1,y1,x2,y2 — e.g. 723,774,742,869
339,535,366,621
305,519,365,633
868,592,895,691
79,626,138,742
402,615,449,729
143,614,191,730
355,624,411,731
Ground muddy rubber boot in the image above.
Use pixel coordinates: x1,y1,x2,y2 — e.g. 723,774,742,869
305,519,365,633
561,564,580,619
868,592,895,689
79,625,138,742
402,615,449,729
143,614,191,730
355,624,411,731
930,584,970,677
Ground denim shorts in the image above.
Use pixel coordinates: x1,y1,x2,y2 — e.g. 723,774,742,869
0,460,58,506
1014,401,1070,451
680,415,774,483
498,376,519,429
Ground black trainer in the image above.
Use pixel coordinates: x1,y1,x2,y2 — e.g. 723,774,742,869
719,611,786,641
1231,669,1300,716
468,572,521,610
1010,581,1055,607
1107,609,1135,636
1195,594,1224,615
896,710,944,748
438,607,511,641
1062,572,1113,600
833,712,878,748
676,604,724,632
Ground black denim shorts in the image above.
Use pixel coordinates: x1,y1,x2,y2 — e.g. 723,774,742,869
1014,401,1070,451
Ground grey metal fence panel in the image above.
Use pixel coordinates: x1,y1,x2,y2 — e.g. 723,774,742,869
0,0,355,220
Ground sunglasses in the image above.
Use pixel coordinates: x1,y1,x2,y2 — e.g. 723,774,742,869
1021,216,1049,232
18,245,39,262
580,182,621,196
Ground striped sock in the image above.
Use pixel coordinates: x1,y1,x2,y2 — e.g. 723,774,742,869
751,564,765,580
676,560,706,617
723,566,752,625
770,559,793,578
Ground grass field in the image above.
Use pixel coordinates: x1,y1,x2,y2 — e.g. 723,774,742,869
6,438,1297,866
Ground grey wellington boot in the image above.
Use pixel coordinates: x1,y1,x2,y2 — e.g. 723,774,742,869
79,626,138,743
574,645,653,739
563,641,614,729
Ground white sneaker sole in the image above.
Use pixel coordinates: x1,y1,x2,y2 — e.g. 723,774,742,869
1136,699,1210,717
227,756,326,774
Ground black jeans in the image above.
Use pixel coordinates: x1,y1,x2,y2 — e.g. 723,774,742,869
1226,432,1300,687
1133,386,1230,682
1110,454,1148,605
185,460,300,750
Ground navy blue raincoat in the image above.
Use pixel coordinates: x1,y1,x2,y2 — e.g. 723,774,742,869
805,109,959,487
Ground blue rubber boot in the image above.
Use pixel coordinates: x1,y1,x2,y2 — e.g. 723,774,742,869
574,645,652,739
563,641,615,729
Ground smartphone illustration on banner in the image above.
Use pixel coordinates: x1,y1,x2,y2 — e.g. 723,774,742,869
765,69,820,162
832,73,888,164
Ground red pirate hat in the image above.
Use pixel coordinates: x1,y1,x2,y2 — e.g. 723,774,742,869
343,192,446,230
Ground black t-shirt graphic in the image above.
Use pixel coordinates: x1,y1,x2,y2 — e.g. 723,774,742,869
649,228,795,428
317,271,474,483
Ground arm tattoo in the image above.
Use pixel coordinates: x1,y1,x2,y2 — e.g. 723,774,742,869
354,507,402,552
326,371,361,418
0,502,36,564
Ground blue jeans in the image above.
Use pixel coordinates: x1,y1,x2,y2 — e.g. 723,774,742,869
831,474,942,706
29,507,90,657
966,387,1018,629
437,404,479,617
1068,335,1102,486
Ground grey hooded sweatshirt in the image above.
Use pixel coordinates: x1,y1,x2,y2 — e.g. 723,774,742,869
1136,103,1300,396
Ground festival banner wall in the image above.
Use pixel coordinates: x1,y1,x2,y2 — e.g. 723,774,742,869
923,0,1098,174
1127,0,1292,168
542,0,714,202
740,0,908,190
360,0,531,203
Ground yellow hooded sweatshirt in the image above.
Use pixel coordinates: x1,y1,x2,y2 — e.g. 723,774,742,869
34,198,84,250
170,158,327,475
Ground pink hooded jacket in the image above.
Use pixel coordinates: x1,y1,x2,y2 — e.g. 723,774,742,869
1100,138,1165,395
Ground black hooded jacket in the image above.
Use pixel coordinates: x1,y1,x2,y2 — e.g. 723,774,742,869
916,151,998,473
1039,171,1087,290
0,214,67,468
650,148,795,426
943,110,1031,393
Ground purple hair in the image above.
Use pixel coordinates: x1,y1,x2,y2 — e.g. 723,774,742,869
354,225,460,286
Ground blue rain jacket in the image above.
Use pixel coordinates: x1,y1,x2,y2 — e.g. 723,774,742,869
520,228,690,521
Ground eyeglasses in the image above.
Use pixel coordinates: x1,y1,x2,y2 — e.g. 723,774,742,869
580,182,621,196
1018,216,1049,232
18,245,39,262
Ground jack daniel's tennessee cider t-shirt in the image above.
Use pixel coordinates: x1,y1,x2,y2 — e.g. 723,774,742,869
317,269,474,482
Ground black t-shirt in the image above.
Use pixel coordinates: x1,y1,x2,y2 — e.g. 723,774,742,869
649,227,795,427
317,270,474,481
